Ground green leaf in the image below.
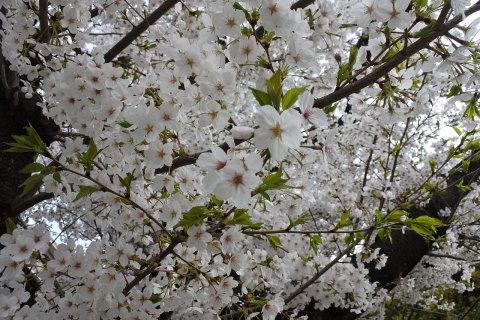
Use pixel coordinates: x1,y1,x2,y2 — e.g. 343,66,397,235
262,171,284,185
19,163,46,174
266,71,283,111
267,71,282,93
74,185,100,202
266,234,282,249
446,85,461,98
375,209,382,226
344,234,354,245
324,103,337,114
149,294,161,304
451,126,462,136
26,124,47,152
5,218,17,235
409,221,433,238
464,98,480,120
348,46,358,68
412,23,436,38
408,216,446,238
309,234,323,254
175,206,214,228
53,171,62,183
383,210,408,223
19,174,46,197
249,87,272,106
117,169,136,191
378,228,392,242
380,48,398,63
429,158,436,173
212,195,223,207
233,2,251,21
117,120,133,128
4,124,47,154
416,0,428,8
288,215,307,228
245,222,263,230
267,85,281,111
337,63,351,86
228,208,256,226
335,220,352,229
84,138,99,164
282,87,307,111
259,191,271,201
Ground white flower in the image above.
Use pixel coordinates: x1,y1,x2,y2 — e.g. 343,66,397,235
105,239,134,266
262,295,284,320
187,225,212,251
376,0,414,29
229,36,262,64
212,7,245,37
162,200,182,227
254,106,302,161
220,226,245,254
298,92,328,129
198,101,230,131
144,141,174,169
351,0,378,28
214,159,260,207
197,145,229,191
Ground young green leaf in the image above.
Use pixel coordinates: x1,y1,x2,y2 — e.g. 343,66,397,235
282,87,307,111
74,185,100,202
249,87,272,106
19,163,46,174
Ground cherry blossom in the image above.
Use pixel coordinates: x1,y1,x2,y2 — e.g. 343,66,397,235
1,0,480,319
253,106,302,161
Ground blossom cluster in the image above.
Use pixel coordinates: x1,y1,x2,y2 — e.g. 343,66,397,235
0,0,480,318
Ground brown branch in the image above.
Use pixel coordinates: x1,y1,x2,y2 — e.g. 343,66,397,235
312,1,480,110
435,0,452,31
221,240,359,319
104,0,181,63
156,138,249,174
290,0,315,10
122,236,182,294
1,192,54,221
38,0,51,44
427,253,479,261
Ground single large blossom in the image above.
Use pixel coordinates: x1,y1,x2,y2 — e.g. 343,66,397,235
214,159,260,207
253,106,302,161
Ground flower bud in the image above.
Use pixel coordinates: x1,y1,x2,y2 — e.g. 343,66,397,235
334,53,341,64
231,126,254,140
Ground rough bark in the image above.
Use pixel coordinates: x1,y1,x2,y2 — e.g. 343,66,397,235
0,46,58,233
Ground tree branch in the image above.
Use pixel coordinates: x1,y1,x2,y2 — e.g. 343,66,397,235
1,192,54,221
38,0,51,44
312,2,480,110
156,138,249,174
290,0,315,10
122,236,182,294
104,0,181,63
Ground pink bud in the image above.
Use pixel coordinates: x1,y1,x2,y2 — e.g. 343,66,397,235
231,126,254,140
